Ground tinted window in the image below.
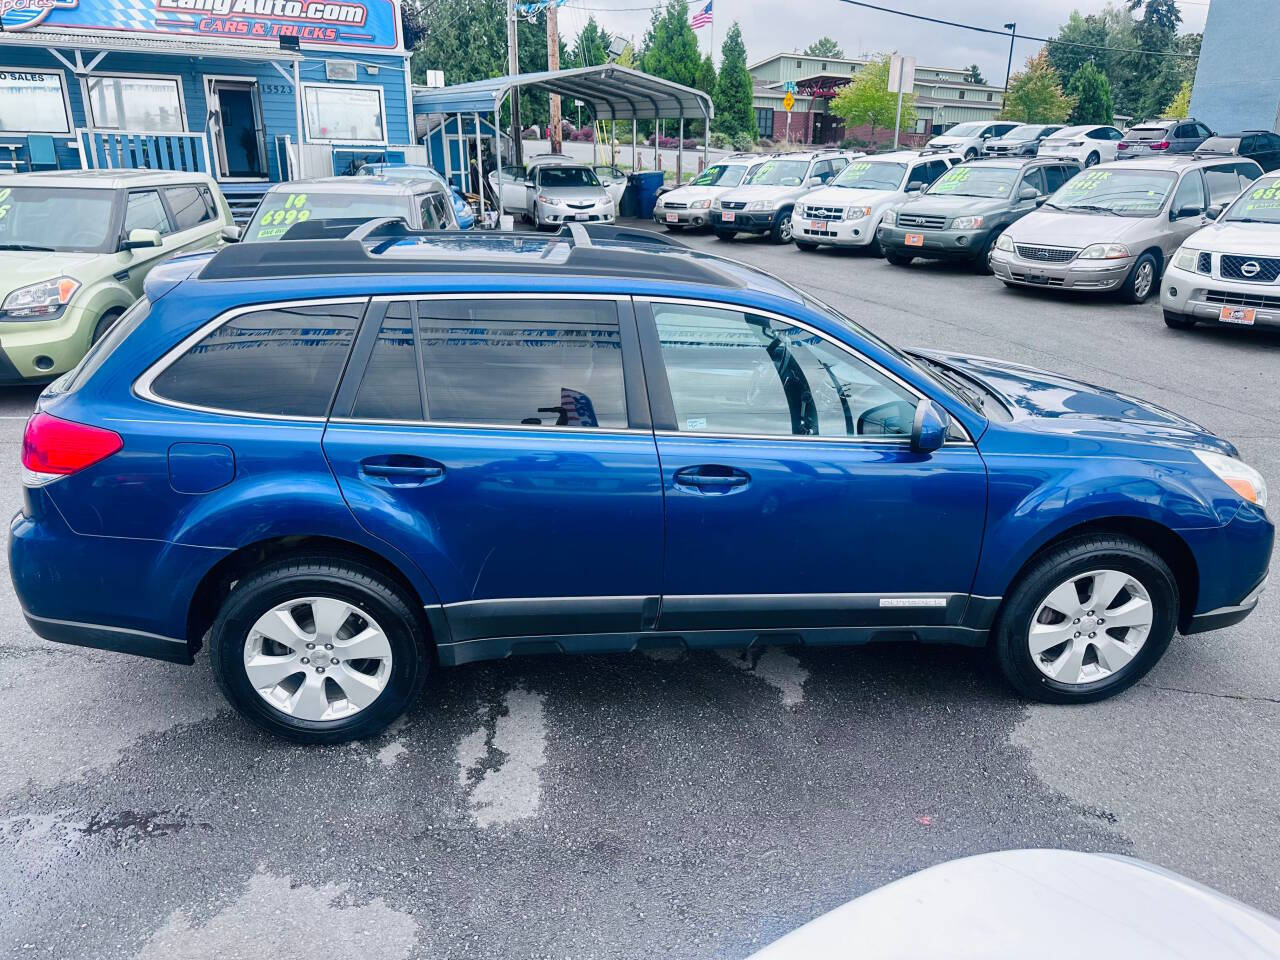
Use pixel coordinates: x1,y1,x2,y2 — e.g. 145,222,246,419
417,299,626,429
1196,124,1212,137
1043,165,1074,192
165,185,217,231
653,303,917,439
1205,164,1246,205
419,193,443,229
151,301,363,416
910,160,947,188
1020,168,1046,194
124,190,171,235
352,301,421,421
1170,170,1206,216
1233,162,1262,186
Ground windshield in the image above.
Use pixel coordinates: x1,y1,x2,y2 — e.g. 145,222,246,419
690,164,748,187
0,186,119,252
538,167,600,188
1197,137,1239,154
940,122,985,138
927,165,1020,198
247,190,409,240
361,165,443,184
745,159,810,186
1045,168,1176,216
1224,176,1280,223
831,161,907,191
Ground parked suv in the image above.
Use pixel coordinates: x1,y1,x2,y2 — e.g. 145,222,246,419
11,225,1271,742
1162,170,1280,331
0,170,233,384
991,156,1263,302
982,124,1064,158
246,177,458,241
879,157,1082,271
925,121,1021,160
357,162,476,229
712,151,857,243
654,155,764,230
793,150,962,252
1118,119,1213,158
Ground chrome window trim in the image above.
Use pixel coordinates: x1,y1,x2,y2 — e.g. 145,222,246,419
638,294,975,445
133,296,370,423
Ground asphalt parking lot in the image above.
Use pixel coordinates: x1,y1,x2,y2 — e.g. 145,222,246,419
2,224,1278,959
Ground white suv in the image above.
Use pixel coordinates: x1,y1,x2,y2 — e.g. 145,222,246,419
712,151,861,244
925,121,1020,160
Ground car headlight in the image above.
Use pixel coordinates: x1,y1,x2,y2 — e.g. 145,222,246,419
843,206,872,221
712,198,723,211
2,277,81,319
881,208,897,227
537,194,555,206
747,199,778,211
1172,246,1201,271
1078,243,1130,260
952,215,985,230
995,233,1014,252
1194,449,1268,509
691,198,712,209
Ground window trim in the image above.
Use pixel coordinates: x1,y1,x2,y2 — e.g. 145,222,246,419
133,296,371,421
84,71,189,133
0,65,73,135
635,295,973,445
302,82,388,145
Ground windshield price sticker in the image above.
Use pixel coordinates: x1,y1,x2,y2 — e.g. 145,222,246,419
1062,170,1112,193
848,161,872,173
254,193,311,239
931,167,969,193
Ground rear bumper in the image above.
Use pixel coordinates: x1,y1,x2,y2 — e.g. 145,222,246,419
20,610,192,664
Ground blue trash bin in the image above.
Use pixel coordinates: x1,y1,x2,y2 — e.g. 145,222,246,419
630,171,667,221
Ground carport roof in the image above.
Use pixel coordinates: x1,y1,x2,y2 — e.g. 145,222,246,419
412,65,713,122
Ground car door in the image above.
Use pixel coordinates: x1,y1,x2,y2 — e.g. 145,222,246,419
636,298,987,641
118,188,176,296
1166,169,1210,255
322,295,664,655
161,184,223,255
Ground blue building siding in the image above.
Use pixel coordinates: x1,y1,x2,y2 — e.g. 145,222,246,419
0,45,410,179
1190,0,1280,133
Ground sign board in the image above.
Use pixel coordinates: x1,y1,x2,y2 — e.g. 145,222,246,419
783,80,797,93
887,54,916,94
0,0,402,50
782,91,795,112
325,59,358,81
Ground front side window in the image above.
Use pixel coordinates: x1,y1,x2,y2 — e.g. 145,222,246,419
1019,167,1047,195
417,299,627,429
652,303,917,439
831,160,907,191
303,85,385,143
1170,171,1206,217
0,69,70,133
165,185,217,231
0,186,118,252
1047,168,1177,216
149,302,364,417
87,76,184,132
246,190,409,240
124,190,172,235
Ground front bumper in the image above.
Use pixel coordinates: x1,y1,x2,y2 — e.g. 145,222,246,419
1184,575,1269,634
1178,502,1273,634
0,303,97,383
654,206,712,227
794,215,879,247
990,250,1134,291
536,202,615,225
879,224,992,259
1161,264,1280,329
711,209,778,233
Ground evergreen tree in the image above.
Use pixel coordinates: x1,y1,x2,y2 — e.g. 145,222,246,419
570,16,612,68
1000,52,1075,124
713,22,757,139
693,54,717,136
1067,61,1114,124
964,64,985,84
804,36,844,58
641,0,701,89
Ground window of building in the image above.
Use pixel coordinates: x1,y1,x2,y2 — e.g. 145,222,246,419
87,75,185,132
652,303,917,438
417,299,627,429
987,92,994,101
164,185,218,231
352,302,422,421
0,68,71,134
303,84,387,144
149,302,364,417
958,89,966,99
754,107,774,137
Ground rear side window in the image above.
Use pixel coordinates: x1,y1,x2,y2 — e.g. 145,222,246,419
1043,165,1073,192
166,185,218,231
125,190,172,235
149,301,364,417
416,298,627,429
1204,164,1246,205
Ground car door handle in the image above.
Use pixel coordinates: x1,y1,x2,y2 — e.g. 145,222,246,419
673,466,751,493
358,457,445,487
363,463,443,478
681,474,748,487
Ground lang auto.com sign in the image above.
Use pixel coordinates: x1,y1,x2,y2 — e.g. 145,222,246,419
0,0,400,49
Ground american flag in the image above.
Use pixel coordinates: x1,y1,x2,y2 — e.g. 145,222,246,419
690,0,712,29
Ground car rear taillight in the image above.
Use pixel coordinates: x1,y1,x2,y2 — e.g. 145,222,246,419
21,412,123,484
1117,142,1129,150
1150,140,1171,151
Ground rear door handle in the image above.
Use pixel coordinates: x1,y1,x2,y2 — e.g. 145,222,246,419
359,456,445,487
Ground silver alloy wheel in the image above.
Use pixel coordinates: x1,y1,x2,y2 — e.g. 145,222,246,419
243,597,393,722
1133,259,1156,300
1028,569,1154,685
778,212,793,242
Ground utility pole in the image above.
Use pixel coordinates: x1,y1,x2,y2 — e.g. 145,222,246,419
1002,22,1017,98
507,0,523,165
548,0,562,153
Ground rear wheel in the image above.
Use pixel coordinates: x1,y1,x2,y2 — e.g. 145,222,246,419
210,557,430,743
994,535,1177,703
1121,252,1160,303
1085,151,1100,168
1163,309,1197,330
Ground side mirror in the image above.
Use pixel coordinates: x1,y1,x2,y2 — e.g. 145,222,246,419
1206,203,1225,220
1171,204,1202,221
910,399,949,454
981,132,993,140
220,224,242,243
803,177,821,187
123,228,162,250
1018,186,1039,201
905,183,923,194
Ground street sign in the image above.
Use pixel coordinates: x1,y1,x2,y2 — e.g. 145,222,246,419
887,54,916,94
783,91,795,112
783,80,797,93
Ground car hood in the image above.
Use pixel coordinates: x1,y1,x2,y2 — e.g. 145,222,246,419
1005,208,1158,247
1185,220,1280,255
898,194,1009,217
917,350,1235,455
662,184,732,202
0,250,102,299
984,137,1034,149
540,186,608,202
927,136,969,148
720,184,803,204
801,185,899,207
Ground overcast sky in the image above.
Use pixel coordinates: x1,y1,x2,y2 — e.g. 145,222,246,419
559,0,1208,83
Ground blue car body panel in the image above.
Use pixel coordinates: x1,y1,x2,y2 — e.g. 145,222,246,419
8,237,1273,669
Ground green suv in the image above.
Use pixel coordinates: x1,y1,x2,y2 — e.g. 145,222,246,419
0,170,233,383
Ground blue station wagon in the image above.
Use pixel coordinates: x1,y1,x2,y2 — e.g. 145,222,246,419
10,225,1272,742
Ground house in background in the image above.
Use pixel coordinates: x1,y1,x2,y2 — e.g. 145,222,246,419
750,52,1005,146
1190,0,1280,133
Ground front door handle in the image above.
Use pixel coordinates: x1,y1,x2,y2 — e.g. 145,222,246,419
673,465,751,494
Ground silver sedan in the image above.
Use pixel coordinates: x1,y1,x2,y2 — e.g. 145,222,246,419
515,163,615,230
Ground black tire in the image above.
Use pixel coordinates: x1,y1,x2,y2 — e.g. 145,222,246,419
1085,151,1100,168
964,148,978,161
210,556,430,744
993,535,1178,704
884,250,914,266
795,240,819,252
714,229,736,241
769,208,794,244
972,232,1001,274
1120,251,1160,303
91,308,123,345
1163,309,1197,330
865,233,883,256
664,224,683,232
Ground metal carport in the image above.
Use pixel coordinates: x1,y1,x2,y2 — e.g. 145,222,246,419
411,65,714,224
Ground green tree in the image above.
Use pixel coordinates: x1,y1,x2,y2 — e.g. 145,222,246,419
693,54,717,136
1066,61,1113,124
1000,51,1075,123
964,63,985,84
712,22,757,139
828,54,916,139
641,0,701,89
570,16,612,68
1164,78,1192,118
805,36,845,58
1045,11,1112,84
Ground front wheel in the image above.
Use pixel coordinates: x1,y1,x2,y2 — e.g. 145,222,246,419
964,148,978,161
769,209,794,244
993,535,1178,703
1163,309,1197,330
1121,252,1160,303
91,308,123,345
210,557,430,743
972,232,1001,274
884,250,914,266
795,240,819,252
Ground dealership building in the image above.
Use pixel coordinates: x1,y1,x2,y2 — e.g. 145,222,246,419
750,52,1006,144
1190,0,1280,133
0,0,421,217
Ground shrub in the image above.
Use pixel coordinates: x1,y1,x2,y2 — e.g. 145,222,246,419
569,125,595,142
709,131,729,149
681,138,699,149
731,132,754,152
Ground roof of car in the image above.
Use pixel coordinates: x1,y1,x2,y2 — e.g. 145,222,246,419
0,169,216,189
1109,154,1256,171
963,156,1066,169
264,176,446,195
